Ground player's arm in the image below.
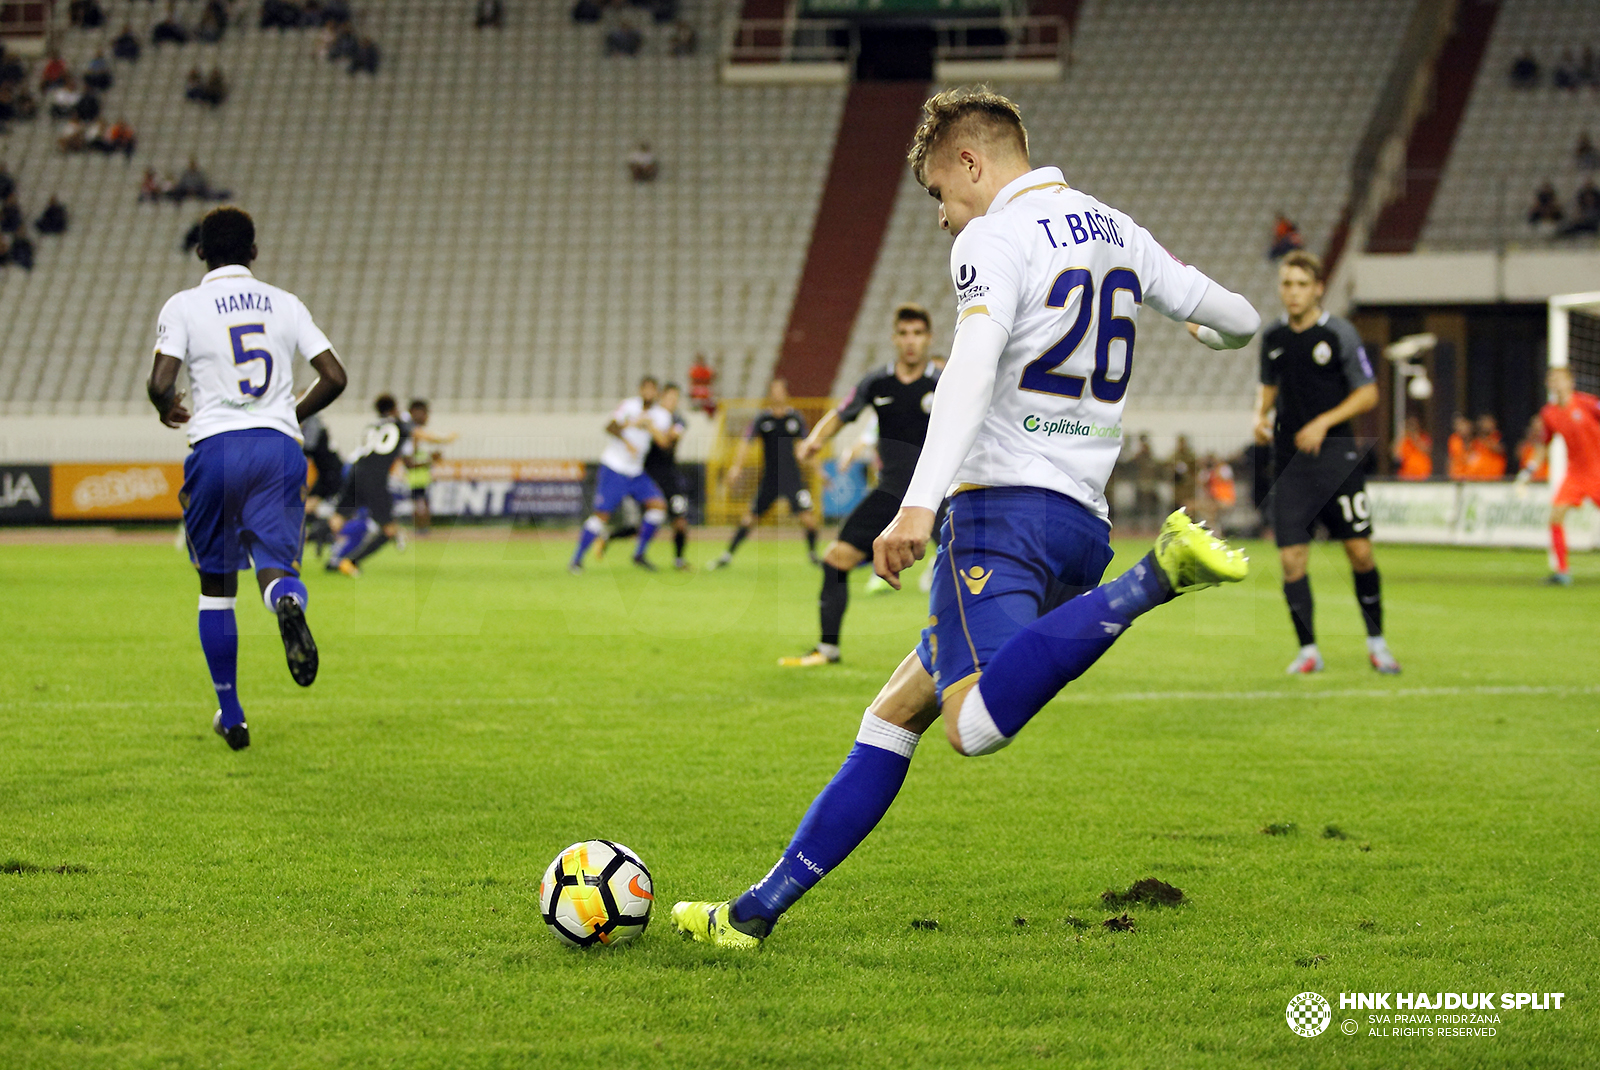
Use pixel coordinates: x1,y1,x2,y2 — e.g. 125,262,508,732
725,436,752,485
1254,384,1277,445
146,352,189,427
875,315,1008,588
294,350,347,424
798,409,845,462
649,421,682,449
415,428,459,445
1184,280,1262,350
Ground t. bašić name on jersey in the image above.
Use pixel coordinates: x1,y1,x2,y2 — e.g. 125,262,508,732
1036,210,1124,249
213,293,275,315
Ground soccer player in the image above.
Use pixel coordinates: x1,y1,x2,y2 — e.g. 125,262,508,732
300,411,344,554
327,394,412,577
146,206,347,751
570,376,670,572
672,87,1257,947
1253,250,1399,675
780,304,939,667
599,382,693,569
405,398,457,536
1521,365,1600,585
707,377,819,569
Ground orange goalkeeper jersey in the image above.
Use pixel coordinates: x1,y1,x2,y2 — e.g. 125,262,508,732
1542,392,1600,478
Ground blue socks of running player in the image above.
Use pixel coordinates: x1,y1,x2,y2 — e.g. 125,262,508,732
332,515,369,563
262,576,308,611
635,508,665,561
730,714,920,935
198,595,244,728
572,515,604,565
957,552,1173,755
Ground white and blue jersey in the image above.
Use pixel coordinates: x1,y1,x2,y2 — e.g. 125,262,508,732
593,397,670,512
156,265,335,574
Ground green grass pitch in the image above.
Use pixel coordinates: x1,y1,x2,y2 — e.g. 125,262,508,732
1,529,1595,1068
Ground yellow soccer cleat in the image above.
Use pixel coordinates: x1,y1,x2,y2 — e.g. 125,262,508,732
671,900,764,949
778,648,839,668
1153,509,1248,593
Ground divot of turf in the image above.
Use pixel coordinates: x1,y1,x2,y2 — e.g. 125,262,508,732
1260,821,1298,836
2,859,87,874
1012,916,1028,927
1322,824,1348,839
1065,915,1089,930
910,918,939,931
1102,913,1135,932
1100,877,1186,908
1295,954,1330,967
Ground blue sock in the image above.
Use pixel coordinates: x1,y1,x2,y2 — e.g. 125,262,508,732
976,552,1173,739
198,596,244,727
634,518,660,559
573,516,603,565
333,516,368,562
263,575,308,611
732,716,919,932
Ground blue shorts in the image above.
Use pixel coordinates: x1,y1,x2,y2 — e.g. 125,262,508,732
915,487,1115,703
181,428,308,575
593,465,663,513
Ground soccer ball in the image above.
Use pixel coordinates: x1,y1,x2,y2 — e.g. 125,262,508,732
539,840,654,947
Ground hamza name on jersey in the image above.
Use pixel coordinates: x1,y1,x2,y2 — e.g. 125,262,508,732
1035,210,1125,250
212,293,275,315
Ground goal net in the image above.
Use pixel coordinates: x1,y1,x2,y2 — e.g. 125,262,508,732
703,398,832,527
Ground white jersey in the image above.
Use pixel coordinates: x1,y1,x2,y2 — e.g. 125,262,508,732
599,396,668,477
948,167,1211,520
155,265,334,446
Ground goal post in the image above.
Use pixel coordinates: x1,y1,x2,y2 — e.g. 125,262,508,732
1545,292,1600,503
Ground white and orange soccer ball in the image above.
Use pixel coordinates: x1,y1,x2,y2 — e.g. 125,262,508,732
539,840,654,947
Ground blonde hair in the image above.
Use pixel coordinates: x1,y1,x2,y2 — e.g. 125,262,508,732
907,86,1029,187
1280,249,1325,283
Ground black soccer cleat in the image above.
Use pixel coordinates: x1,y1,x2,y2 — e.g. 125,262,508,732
212,710,250,751
632,556,658,572
275,596,319,687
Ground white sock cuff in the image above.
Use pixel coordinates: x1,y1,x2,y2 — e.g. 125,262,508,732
198,595,237,611
584,516,606,534
956,684,1012,757
643,508,667,525
857,711,920,759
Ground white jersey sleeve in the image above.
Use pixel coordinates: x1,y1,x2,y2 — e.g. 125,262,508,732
1128,222,1210,323
951,220,1026,335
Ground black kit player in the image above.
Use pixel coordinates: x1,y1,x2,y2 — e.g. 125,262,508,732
300,412,344,554
327,393,412,577
780,304,939,667
601,382,694,570
1242,250,1400,674
708,377,819,568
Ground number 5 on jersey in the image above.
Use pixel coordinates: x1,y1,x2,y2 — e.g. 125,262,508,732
1018,267,1142,403
230,323,273,398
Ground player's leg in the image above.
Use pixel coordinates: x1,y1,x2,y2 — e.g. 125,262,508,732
328,506,366,570
1278,542,1320,672
1548,499,1574,584
1341,537,1399,673
781,489,894,666
411,486,432,535
674,649,940,946
347,520,399,568
183,434,255,750
572,467,624,572
792,487,819,563
710,486,768,569
941,502,1246,757
239,431,318,687
630,474,667,568
1270,456,1325,672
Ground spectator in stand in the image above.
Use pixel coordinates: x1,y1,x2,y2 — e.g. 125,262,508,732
39,52,69,91
1577,132,1598,173
1510,48,1539,87
8,227,33,269
139,168,172,201
1268,212,1304,260
100,117,137,156
1553,49,1580,90
1559,178,1600,237
628,141,658,182
606,21,643,56
476,0,504,29
113,24,142,62
1,193,20,233
1517,415,1549,482
0,232,10,267
650,0,679,24
324,1,353,24
670,20,697,55
349,37,381,75
1200,453,1236,533
57,117,90,152
573,0,603,23
688,352,717,416
196,0,229,43
1392,415,1433,480
173,158,211,200
74,85,101,123
1463,414,1507,480
48,77,83,119
186,66,228,106
35,196,68,235
261,0,301,30
326,22,358,62
1447,413,1472,479
1128,432,1160,528
84,51,113,93
0,84,20,128
68,0,107,29
1528,181,1564,225
1171,434,1198,514
152,4,190,46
